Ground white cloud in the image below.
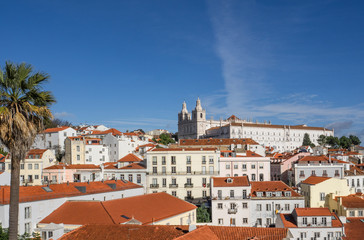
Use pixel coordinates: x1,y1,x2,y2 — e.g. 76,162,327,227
54,111,73,118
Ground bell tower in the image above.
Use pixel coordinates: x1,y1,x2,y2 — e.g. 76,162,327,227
192,97,206,138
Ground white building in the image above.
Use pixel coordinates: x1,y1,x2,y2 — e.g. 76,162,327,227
276,208,345,240
344,165,364,193
178,99,334,152
146,147,220,202
211,176,304,227
32,126,77,153
4,149,56,186
0,180,144,235
219,150,270,181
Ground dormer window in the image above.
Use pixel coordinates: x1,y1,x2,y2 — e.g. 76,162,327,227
256,192,263,197
275,192,282,197
227,178,233,183
284,191,291,197
266,192,272,197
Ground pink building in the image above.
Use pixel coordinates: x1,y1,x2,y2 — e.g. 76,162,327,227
43,164,101,184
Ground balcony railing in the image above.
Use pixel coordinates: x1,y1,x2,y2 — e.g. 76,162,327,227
228,208,238,214
322,173,328,177
299,174,305,178
184,183,194,188
148,171,219,176
202,183,210,187
150,184,159,188
212,196,250,200
184,196,194,201
334,173,340,177
169,184,178,188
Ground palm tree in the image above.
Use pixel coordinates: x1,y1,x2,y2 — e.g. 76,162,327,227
0,62,55,239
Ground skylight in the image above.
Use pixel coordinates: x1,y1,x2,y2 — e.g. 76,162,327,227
42,186,52,192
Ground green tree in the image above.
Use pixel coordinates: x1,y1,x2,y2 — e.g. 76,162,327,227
157,133,175,145
317,135,327,146
196,204,210,223
349,135,361,146
339,136,352,149
302,133,314,147
0,225,9,240
0,62,55,239
326,136,340,148
0,147,8,156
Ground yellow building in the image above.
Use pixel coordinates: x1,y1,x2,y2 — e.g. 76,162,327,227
300,176,351,208
5,149,56,186
329,193,364,217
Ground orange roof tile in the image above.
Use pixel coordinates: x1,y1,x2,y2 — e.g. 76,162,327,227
212,176,250,187
343,217,364,240
179,138,259,146
44,164,100,170
298,155,346,164
294,208,332,216
25,149,48,159
59,224,189,240
0,180,142,205
339,195,364,208
251,181,301,197
118,154,142,162
120,163,146,170
301,176,331,185
151,147,217,152
40,201,115,225
102,192,197,224
280,211,343,228
90,128,122,136
44,126,72,133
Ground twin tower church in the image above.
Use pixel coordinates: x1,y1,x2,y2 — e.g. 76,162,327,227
177,98,333,152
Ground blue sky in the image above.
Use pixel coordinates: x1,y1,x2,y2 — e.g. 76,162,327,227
1,0,363,141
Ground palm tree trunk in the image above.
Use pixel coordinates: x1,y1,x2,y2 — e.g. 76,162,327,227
9,156,20,240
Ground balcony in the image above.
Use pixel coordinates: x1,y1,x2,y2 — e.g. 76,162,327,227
334,173,340,177
184,183,194,188
299,174,305,178
184,196,194,201
322,173,328,177
202,183,210,188
202,160,206,164
228,208,238,214
150,184,159,188
169,184,178,188
212,196,250,200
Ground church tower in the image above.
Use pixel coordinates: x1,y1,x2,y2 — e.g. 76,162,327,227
191,97,206,139
178,101,192,139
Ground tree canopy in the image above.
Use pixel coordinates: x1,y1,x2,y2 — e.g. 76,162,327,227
302,133,315,147
155,133,175,145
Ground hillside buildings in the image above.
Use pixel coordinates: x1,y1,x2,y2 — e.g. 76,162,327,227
178,99,334,152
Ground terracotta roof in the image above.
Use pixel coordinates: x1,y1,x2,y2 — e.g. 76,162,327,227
212,176,250,187
339,194,364,208
118,154,142,162
177,225,288,240
280,211,343,228
120,163,146,170
298,155,346,163
59,224,189,240
102,192,197,224
179,138,259,146
343,217,364,240
44,164,100,170
40,201,115,225
250,181,301,197
294,208,332,216
242,123,331,131
44,126,72,133
103,162,117,169
0,180,142,204
0,154,6,162
301,176,331,185
25,149,48,159
151,147,217,152
345,165,364,176
90,128,122,136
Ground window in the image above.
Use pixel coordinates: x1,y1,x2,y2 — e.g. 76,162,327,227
322,217,327,225
34,164,39,170
300,232,307,239
257,218,262,226
230,218,236,226
48,231,53,238
35,175,39,180
251,164,255,169
8,164,11,170
259,163,264,169
202,156,206,164
186,166,191,173
128,174,133,182
137,174,141,184
275,204,281,211
242,164,247,170
285,204,290,211
152,156,157,165
251,174,256,181
77,155,80,161
358,210,363,216
172,167,176,173
320,192,325,201
299,170,304,177
266,204,271,211
162,156,166,165
242,190,247,199
230,203,236,209
27,164,32,170
25,207,31,219
302,217,307,225
202,190,207,198
349,211,355,217
218,190,222,199
162,178,167,187
226,164,230,169
335,170,339,176
230,190,234,198
259,173,264,181
209,166,214,174
172,191,176,197
312,217,317,225
21,164,24,170
314,232,320,238
242,202,248,208
294,204,300,208
186,156,191,164
266,218,271,226
162,166,166,174
25,223,31,234
234,164,238,169
218,218,223,225
77,146,80,151
257,204,262,211
153,167,157,174
171,156,176,165
311,170,316,176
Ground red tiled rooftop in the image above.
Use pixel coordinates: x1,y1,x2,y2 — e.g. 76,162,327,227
280,211,343,228
298,155,346,164
338,194,364,208
44,126,71,133
120,163,146,170
251,181,301,197
179,138,259,146
0,180,142,204
212,176,250,187
44,164,100,170
294,208,332,216
90,128,122,136
343,217,364,240
151,147,217,152
301,176,331,185
59,224,189,240
118,153,142,162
